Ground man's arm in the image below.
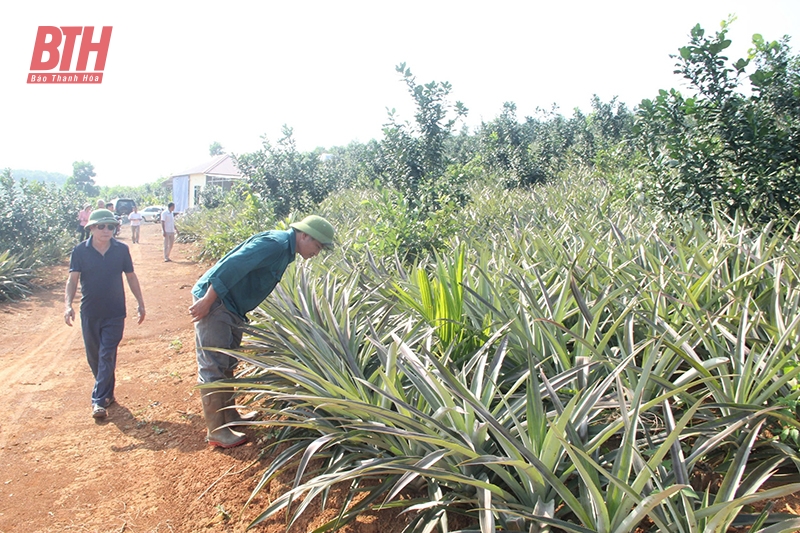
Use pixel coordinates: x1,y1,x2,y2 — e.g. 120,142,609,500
188,283,218,323
64,271,80,326
125,272,146,324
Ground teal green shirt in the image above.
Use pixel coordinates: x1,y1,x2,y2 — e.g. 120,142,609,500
192,229,296,319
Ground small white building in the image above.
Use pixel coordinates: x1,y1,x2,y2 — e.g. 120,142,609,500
170,155,244,212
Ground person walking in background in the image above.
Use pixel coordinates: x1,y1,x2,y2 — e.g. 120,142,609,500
161,202,176,262
128,205,143,244
63,209,146,419
106,202,120,237
188,215,335,448
77,204,91,241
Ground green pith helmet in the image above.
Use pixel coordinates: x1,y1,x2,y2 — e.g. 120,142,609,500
86,209,118,227
290,215,335,249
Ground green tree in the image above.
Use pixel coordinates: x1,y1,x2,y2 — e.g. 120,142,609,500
97,179,172,209
209,142,224,156
379,63,469,212
368,64,471,261
479,102,545,188
577,95,635,163
67,160,99,197
198,183,226,209
236,126,328,217
478,96,633,190
635,19,800,221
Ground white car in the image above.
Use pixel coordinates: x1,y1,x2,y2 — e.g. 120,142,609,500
141,205,165,222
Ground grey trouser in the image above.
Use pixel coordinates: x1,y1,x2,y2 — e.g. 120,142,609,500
193,296,243,384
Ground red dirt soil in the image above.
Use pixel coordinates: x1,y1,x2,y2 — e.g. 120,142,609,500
0,223,409,533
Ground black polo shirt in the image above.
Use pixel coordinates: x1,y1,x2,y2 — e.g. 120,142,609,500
69,237,134,320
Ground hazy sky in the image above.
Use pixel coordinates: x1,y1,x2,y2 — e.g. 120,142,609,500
2,1,799,186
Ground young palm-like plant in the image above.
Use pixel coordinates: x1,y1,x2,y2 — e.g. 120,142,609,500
0,250,33,302
208,171,800,532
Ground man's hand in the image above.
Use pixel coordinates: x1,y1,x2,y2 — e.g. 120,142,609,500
64,272,79,327
190,285,217,323
137,305,146,325
188,298,212,323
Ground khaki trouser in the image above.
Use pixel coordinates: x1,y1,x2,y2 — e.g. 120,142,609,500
163,232,175,260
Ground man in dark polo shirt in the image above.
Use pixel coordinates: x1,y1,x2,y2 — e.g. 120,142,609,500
64,209,146,419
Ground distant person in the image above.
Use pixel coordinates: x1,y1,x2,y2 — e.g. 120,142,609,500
128,205,143,244
63,209,146,419
77,204,91,241
96,199,106,209
161,202,176,262
188,215,335,448
106,203,120,237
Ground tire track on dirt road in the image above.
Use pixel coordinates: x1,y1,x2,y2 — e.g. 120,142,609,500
0,272,85,450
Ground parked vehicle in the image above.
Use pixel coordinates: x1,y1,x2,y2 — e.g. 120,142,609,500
141,205,165,222
112,198,137,217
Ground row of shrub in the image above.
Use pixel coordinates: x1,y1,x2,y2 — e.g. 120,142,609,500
175,22,798,268
0,166,174,301
7,21,797,288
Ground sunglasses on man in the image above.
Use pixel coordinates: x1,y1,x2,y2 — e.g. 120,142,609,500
94,224,118,230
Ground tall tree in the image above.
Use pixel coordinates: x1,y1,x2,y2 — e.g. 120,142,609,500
68,160,99,196
209,142,224,156
380,63,469,212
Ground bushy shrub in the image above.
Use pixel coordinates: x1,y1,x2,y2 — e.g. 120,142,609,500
478,97,635,189
479,102,546,188
176,187,275,262
635,20,800,222
236,126,334,218
0,168,82,267
378,64,470,215
364,184,460,263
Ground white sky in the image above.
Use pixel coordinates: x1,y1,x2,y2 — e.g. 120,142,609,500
2,0,799,187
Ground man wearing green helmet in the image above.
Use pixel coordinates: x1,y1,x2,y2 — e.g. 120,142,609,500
188,214,335,448
64,209,147,420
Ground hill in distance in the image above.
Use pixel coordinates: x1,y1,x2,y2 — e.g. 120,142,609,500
11,169,69,187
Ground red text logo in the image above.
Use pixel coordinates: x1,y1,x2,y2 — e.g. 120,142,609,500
28,26,112,84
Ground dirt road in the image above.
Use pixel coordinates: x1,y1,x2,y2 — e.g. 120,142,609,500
0,222,402,533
